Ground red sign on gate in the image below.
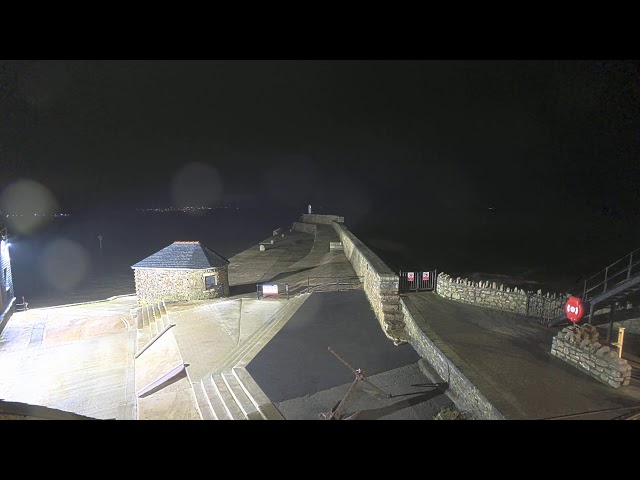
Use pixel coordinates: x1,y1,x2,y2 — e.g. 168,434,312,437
422,272,429,281
407,272,414,282
565,296,585,323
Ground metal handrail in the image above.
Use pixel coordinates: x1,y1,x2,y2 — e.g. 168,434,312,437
306,276,364,292
583,247,640,300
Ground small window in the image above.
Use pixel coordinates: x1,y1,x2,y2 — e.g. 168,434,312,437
205,274,217,290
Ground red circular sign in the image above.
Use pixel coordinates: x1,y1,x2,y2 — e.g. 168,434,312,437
565,296,585,323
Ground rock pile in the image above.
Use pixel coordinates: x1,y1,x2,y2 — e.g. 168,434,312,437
551,324,632,388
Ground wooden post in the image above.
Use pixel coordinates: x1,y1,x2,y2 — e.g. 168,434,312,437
612,327,625,358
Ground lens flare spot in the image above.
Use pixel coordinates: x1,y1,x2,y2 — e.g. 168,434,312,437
0,179,59,234
42,239,90,292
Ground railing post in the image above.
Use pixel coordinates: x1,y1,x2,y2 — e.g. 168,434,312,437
256,284,260,300
604,266,609,293
582,279,587,300
628,252,633,280
606,302,617,343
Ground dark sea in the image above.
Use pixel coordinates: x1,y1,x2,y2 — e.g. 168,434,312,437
7,206,302,309
6,205,639,308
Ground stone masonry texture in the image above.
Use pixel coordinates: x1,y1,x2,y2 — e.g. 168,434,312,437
551,324,632,388
134,267,229,306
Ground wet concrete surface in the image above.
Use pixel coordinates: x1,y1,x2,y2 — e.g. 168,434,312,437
246,290,421,403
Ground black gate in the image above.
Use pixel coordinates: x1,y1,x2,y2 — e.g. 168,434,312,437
399,270,437,292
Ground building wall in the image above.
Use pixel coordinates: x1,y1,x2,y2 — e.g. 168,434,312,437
134,267,228,306
0,236,15,326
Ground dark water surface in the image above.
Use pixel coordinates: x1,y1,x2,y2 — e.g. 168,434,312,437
6,206,639,308
8,207,301,308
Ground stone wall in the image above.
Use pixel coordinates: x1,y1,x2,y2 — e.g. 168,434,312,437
401,297,504,419
436,272,568,320
1,239,15,313
301,214,344,225
589,303,640,334
0,238,15,332
134,268,228,306
331,221,406,344
551,324,632,388
613,318,640,335
292,222,317,235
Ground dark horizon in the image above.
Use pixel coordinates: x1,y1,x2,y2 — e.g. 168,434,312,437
1,60,639,276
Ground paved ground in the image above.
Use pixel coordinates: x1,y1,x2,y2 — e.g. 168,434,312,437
248,290,420,402
405,292,640,420
1,218,639,420
245,290,450,420
0,223,453,420
0,295,138,420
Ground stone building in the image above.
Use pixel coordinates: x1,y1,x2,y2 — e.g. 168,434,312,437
0,222,16,331
131,241,230,306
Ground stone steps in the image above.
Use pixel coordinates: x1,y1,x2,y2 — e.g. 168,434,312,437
193,295,310,420
222,370,264,420
199,375,232,420
196,368,284,420
133,301,172,357
192,381,216,420
210,373,246,420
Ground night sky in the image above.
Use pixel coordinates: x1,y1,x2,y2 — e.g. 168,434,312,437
1,60,639,252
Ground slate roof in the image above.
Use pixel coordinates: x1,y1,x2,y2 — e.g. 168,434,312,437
131,241,230,270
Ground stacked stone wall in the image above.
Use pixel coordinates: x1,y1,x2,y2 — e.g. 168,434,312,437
551,324,632,388
292,222,317,235
589,303,640,334
331,222,406,343
436,272,568,320
613,319,640,334
134,268,228,306
301,214,344,224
